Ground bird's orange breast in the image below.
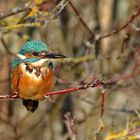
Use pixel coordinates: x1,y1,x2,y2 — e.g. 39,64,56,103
11,63,55,100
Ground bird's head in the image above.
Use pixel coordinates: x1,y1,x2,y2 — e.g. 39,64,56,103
11,40,67,68
19,40,67,59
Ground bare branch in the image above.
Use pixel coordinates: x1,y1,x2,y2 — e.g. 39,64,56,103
0,69,139,99
0,3,30,20
97,6,140,41
68,0,96,40
64,112,76,140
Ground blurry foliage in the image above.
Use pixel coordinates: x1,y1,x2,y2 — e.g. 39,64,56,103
0,0,140,140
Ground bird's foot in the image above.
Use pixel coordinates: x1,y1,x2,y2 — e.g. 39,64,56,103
46,95,55,102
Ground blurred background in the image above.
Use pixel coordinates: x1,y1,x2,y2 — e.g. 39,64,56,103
0,0,140,139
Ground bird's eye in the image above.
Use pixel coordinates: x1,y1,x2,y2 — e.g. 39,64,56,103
33,52,38,56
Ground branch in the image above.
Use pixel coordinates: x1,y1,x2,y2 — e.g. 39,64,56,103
127,127,140,137
0,94,18,99
64,112,76,140
0,70,140,99
0,0,68,31
46,77,103,96
0,37,16,56
0,0,57,20
97,6,140,41
0,4,29,20
68,0,96,40
62,54,95,64
1,22,41,30
67,1,140,43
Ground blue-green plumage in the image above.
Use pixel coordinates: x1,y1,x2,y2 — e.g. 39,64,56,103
11,40,49,69
11,57,41,69
19,40,48,55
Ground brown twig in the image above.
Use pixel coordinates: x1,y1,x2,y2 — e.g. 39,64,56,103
0,4,29,20
0,1,55,20
0,37,16,56
127,127,140,136
121,27,132,53
97,6,140,41
0,0,68,32
68,0,96,40
67,1,140,43
64,112,76,140
100,93,105,118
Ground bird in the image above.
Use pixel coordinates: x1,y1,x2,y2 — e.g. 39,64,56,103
11,40,67,112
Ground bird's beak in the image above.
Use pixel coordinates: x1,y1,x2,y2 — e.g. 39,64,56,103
40,52,68,59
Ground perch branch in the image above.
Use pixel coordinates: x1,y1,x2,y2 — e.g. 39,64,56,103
46,77,103,96
0,69,140,99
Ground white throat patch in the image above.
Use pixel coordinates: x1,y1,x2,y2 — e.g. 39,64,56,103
17,53,50,66
17,54,26,59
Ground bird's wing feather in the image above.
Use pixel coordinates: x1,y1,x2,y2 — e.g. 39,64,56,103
11,66,22,94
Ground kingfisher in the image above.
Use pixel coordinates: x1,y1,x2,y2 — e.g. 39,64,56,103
11,40,67,112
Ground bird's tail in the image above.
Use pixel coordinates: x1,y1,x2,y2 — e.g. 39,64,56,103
22,99,39,112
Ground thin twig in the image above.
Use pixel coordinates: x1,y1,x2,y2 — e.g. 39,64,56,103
68,0,95,40
64,112,76,140
0,3,30,20
100,93,105,118
97,6,140,41
127,127,140,136
0,0,68,31
0,37,16,56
